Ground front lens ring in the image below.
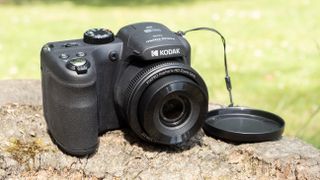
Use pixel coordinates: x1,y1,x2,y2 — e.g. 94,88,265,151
138,75,207,142
124,62,208,144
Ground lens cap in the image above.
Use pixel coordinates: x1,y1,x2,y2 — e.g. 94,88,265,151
203,106,285,143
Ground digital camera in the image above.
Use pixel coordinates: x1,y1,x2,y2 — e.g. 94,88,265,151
41,22,208,156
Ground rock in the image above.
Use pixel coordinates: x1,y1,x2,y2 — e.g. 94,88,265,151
0,80,41,106
0,80,319,179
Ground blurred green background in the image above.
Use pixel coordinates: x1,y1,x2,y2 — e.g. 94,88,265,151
0,0,319,148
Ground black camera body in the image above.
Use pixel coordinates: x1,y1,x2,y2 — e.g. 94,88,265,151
41,22,208,156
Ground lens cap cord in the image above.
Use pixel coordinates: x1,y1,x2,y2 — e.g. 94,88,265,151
177,27,234,107
177,28,286,143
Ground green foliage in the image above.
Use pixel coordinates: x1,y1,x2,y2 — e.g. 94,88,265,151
0,0,319,148
1,0,210,6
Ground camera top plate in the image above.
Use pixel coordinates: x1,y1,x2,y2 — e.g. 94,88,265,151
117,22,188,61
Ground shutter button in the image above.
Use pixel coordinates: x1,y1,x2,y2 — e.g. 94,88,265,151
66,58,90,74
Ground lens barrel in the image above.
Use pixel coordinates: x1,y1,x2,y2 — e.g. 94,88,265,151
123,61,208,145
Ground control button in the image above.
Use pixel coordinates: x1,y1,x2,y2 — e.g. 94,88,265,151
76,52,86,57
59,53,69,60
109,51,119,61
63,42,79,48
66,58,90,74
83,28,114,44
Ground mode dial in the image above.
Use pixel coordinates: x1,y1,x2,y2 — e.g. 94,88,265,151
83,28,114,44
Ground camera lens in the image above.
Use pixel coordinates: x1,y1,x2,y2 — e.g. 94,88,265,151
160,96,190,126
121,62,208,145
137,74,207,144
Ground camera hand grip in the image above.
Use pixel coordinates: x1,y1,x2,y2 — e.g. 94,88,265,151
42,76,98,156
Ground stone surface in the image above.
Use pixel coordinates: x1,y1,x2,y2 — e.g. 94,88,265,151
0,80,319,179
0,80,41,106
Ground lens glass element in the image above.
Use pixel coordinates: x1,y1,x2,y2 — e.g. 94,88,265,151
162,97,184,121
160,96,190,126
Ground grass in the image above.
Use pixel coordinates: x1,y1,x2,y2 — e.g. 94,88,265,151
0,0,319,148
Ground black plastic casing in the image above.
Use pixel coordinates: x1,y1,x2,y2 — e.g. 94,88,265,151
41,22,203,156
